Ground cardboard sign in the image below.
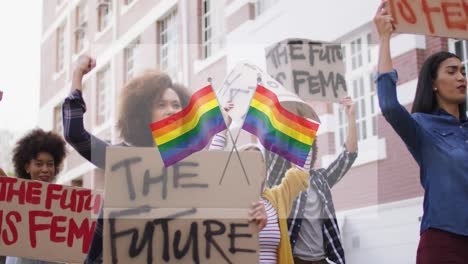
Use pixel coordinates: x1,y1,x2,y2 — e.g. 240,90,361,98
388,0,468,39
216,61,306,125
103,148,263,264
265,39,347,102
0,177,102,263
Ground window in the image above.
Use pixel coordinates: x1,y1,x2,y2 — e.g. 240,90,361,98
454,40,468,109
97,0,111,32
57,0,67,7
350,37,363,70
54,104,63,135
354,77,367,141
124,37,140,82
255,0,279,16
201,0,224,59
454,40,468,73
81,83,90,127
369,73,377,136
75,2,87,54
367,33,372,63
337,104,348,147
56,24,65,72
336,75,377,146
202,0,212,59
159,9,179,80
96,65,111,125
337,32,376,147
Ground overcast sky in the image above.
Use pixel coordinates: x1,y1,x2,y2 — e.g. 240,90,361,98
0,1,41,134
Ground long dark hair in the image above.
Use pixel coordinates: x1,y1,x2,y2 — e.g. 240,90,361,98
411,51,466,119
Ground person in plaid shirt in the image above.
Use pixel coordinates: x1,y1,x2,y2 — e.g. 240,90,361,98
62,55,191,263
63,55,267,263
266,98,358,264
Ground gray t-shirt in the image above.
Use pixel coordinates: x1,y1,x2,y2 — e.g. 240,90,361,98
293,186,326,261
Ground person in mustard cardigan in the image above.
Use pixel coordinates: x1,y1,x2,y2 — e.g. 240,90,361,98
210,138,310,264
247,144,310,264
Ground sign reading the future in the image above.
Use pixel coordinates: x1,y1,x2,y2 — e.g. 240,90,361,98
103,147,263,264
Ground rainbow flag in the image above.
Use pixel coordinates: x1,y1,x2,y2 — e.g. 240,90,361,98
242,85,320,168
150,85,227,167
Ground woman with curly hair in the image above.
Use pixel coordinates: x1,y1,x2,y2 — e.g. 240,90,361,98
6,128,66,264
63,55,192,168
12,129,66,182
63,55,266,263
62,55,192,264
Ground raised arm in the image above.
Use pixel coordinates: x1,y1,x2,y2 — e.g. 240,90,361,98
374,2,423,163
208,101,233,150
62,55,109,169
316,96,358,187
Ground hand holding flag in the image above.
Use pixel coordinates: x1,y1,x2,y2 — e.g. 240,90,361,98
242,85,320,168
150,85,227,167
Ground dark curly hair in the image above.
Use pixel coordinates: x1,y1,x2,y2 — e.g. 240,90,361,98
12,128,66,180
117,70,191,146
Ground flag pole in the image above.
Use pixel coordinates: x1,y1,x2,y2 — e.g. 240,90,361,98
207,77,251,185
217,74,262,184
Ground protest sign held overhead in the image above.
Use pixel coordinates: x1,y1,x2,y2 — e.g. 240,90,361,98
265,38,348,102
216,61,306,126
0,177,102,263
103,147,263,264
387,0,468,39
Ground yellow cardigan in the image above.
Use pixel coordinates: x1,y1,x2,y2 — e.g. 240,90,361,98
261,168,309,264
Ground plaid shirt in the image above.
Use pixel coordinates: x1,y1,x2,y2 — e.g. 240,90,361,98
62,89,112,264
62,89,112,170
266,147,357,264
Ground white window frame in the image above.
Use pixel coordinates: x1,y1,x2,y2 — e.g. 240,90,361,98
56,24,65,73
453,40,468,71
202,0,213,59
54,104,63,135
124,37,140,82
337,33,377,148
97,0,112,32
451,39,468,110
350,37,363,70
159,8,179,81
201,0,224,59
366,32,372,63
75,2,88,54
96,65,111,125
81,82,89,127
56,0,68,11
255,0,279,16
